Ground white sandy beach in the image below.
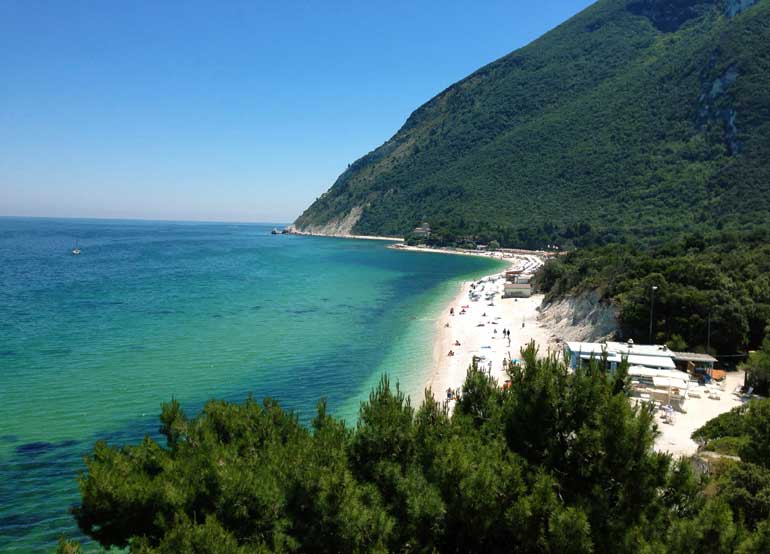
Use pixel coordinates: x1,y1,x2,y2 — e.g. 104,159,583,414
424,261,554,404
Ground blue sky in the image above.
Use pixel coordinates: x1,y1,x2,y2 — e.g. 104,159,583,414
0,0,593,223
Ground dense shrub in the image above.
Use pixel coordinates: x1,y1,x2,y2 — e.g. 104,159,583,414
65,346,770,553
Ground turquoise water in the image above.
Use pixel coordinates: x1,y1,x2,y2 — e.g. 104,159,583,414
0,217,504,552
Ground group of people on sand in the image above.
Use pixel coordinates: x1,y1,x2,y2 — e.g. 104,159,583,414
445,387,461,400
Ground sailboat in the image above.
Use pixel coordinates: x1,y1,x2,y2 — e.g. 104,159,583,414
71,239,81,256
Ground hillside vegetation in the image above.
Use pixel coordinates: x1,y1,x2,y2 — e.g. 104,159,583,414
293,0,770,248
535,227,770,354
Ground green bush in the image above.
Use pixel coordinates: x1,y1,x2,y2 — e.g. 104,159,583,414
704,436,749,456
692,405,748,443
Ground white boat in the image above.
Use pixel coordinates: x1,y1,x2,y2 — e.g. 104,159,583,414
71,239,81,255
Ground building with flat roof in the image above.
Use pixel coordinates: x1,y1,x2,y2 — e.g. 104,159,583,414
503,282,531,298
565,340,677,371
565,341,723,375
502,271,533,298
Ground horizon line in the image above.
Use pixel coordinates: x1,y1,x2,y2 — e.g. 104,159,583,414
0,214,293,226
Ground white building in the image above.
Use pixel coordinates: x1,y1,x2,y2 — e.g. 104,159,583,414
564,340,676,371
502,271,533,298
503,282,532,298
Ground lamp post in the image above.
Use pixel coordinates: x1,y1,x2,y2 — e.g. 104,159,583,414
649,285,658,344
707,310,712,352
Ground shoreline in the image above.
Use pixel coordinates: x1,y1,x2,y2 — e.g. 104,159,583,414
389,243,554,259
286,230,404,242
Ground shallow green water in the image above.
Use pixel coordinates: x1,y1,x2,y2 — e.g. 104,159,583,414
0,218,505,552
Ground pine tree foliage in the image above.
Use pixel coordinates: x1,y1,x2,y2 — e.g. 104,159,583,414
66,344,770,552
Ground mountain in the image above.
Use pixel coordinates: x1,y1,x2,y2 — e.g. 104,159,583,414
292,0,770,248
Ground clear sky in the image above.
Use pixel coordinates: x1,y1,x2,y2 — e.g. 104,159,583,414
0,0,593,223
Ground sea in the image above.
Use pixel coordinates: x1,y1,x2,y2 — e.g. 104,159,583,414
0,217,505,552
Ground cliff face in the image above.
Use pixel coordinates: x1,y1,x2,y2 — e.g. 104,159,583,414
287,206,363,236
293,0,770,244
538,290,620,343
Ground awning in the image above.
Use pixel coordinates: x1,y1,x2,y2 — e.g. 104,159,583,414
629,367,687,380
672,351,718,364
652,376,688,389
626,354,676,369
580,353,676,369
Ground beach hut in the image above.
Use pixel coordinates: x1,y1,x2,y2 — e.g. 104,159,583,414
503,282,532,298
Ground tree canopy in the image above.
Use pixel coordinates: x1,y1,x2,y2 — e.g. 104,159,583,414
63,344,770,552
535,227,770,355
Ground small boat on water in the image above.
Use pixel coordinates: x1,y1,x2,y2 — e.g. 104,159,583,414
71,239,81,256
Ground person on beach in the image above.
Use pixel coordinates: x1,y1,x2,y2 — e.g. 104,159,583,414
450,307,454,316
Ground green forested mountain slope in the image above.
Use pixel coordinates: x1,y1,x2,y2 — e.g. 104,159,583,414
293,0,770,247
